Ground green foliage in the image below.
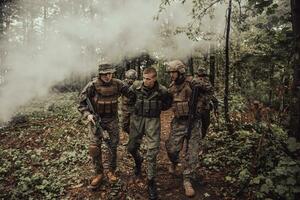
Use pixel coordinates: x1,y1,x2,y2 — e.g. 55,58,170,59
203,122,300,199
0,92,88,199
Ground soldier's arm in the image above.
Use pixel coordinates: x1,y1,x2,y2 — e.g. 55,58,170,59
78,81,95,119
160,86,173,111
191,77,213,93
116,79,137,103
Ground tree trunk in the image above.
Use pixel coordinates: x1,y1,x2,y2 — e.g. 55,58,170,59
187,56,194,76
224,0,233,133
289,0,300,141
209,53,216,87
43,2,48,41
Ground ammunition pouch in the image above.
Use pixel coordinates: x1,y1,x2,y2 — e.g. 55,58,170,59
135,99,162,117
92,79,120,115
95,99,118,115
172,101,189,117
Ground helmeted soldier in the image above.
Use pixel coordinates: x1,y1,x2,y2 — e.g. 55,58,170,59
165,60,213,197
78,63,132,189
121,69,138,134
127,67,172,200
195,66,218,138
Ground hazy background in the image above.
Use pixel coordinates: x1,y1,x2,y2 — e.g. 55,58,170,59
0,0,226,121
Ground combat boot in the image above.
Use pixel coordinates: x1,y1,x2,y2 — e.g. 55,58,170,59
147,178,158,200
107,171,117,183
90,174,103,189
183,180,195,197
134,156,144,177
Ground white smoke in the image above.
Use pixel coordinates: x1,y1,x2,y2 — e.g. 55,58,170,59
0,0,226,121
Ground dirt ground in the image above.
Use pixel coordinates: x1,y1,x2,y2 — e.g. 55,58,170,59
0,94,233,200
64,111,230,200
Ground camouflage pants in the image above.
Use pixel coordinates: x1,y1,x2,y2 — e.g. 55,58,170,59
165,117,202,181
88,117,119,174
127,114,160,180
121,110,131,134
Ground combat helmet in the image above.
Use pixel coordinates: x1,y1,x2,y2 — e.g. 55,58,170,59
98,63,116,74
165,60,186,74
125,69,138,80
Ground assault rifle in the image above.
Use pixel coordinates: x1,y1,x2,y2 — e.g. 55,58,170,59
86,97,111,148
185,86,200,153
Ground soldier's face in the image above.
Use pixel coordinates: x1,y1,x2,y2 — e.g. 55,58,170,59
169,71,179,81
100,73,113,83
126,79,135,85
143,72,156,88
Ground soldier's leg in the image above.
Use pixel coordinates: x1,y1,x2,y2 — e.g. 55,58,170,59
145,118,160,200
201,111,210,138
183,119,202,197
88,123,103,187
127,114,144,176
144,118,161,180
122,111,130,134
104,117,120,172
165,118,186,167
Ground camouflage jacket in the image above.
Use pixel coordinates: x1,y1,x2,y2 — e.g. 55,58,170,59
191,76,213,113
129,81,173,117
78,77,132,118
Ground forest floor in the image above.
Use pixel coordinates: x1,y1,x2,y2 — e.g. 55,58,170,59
0,92,249,200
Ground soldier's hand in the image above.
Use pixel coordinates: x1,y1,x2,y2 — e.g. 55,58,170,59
87,114,96,125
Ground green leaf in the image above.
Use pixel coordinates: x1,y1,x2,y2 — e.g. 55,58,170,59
225,176,232,181
265,178,273,187
275,185,287,195
286,177,296,185
260,184,270,193
251,177,260,184
287,137,300,152
204,193,210,197
293,186,300,193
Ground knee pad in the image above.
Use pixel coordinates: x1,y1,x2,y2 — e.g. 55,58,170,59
89,145,100,157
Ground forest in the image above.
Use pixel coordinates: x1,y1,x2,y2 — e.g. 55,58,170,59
0,0,299,199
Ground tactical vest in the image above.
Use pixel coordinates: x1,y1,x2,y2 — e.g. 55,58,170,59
169,80,192,118
92,78,120,115
133,82,163,118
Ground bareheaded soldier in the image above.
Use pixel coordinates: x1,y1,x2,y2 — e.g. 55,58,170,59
121,69,138,134
195,67,218,138
165,60,213,197
127,67,173,200
78,63,132,189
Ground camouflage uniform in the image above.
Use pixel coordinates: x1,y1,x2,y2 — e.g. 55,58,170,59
201,94,218,137
196,67,218,138
121,69,137,134
127,81,172,180
78,64,131,178
165,60,213,197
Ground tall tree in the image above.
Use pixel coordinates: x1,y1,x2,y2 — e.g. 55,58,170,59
290,0,300,141
187,56,194,76
224,0,233,133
